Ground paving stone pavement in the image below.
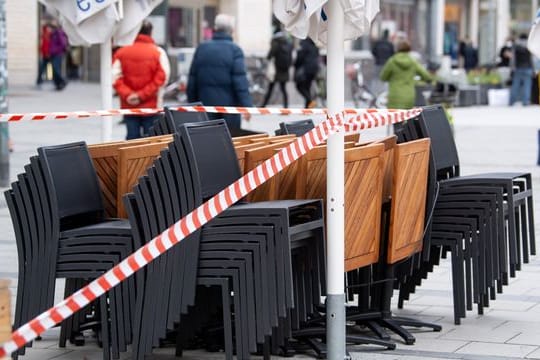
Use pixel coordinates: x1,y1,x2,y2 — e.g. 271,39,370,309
0,82,539,359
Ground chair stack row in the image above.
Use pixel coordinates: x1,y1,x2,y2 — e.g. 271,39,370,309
395,105,536,325
6,110,444,359
5,143,135,360
123,120,327,359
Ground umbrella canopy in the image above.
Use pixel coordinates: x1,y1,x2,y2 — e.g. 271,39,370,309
273,0,379,44
39,0,163,46
528,8,540,58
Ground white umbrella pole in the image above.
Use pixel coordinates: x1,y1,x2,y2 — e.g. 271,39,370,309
326,0,346,359
100,41,113,142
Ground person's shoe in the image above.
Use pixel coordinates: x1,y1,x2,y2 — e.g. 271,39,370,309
307,100,317,108
56,82,67,91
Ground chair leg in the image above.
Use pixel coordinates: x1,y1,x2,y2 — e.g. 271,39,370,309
514,210,522,271
520,204,529,263
526,183,536,255
220,281,234,360
99,295,111,360
377,318,415,345
365,320,391,340
450,245,463,325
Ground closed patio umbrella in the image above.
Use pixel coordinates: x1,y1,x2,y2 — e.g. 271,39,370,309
274,1,379,358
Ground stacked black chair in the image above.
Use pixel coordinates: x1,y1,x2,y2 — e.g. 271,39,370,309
5,143,135,359
148,103,209,136
395,105,535,324
395,109,503,324
177,119,327,357
274,119,315,136
122,119,326,359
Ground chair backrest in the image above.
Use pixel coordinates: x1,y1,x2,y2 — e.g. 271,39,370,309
38,142,105,222
232,133,269,146
279,119,315,136
387,138,431,264
178,119,242,200
117,141,172,217
148,113,166,136
296,143,385,271
89,137,173,218
417,104,460,177
164,103,209,133
356,135,397,202
243,139,295,201
89,140,146,218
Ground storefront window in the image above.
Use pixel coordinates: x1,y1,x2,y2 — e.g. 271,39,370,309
168,5,217,48
510,0,534,36
372,0,418,48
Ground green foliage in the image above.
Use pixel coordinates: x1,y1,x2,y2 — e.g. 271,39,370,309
467,68,502,85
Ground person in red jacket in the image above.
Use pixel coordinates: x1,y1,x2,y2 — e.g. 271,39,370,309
112,21,170,139
36,21,52,87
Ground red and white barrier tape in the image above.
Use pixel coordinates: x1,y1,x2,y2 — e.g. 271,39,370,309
0,107,422,357
0,105,327,122
0,105,413,123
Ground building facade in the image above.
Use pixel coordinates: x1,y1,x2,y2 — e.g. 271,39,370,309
4,0,539,86
439,0,538,65
6,0,38,86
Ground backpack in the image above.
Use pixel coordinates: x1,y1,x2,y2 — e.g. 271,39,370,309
274,39,292,70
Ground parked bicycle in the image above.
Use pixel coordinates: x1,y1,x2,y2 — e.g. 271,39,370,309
346,62,387,109
312,61,327,107
245,56,270,106
163,74,188,103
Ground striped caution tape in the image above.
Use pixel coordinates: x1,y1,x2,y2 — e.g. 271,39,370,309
0,107,422,357
0,105,327,122
0,105,413,123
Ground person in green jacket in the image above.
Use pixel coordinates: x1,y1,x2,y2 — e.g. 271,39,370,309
380,40,433,109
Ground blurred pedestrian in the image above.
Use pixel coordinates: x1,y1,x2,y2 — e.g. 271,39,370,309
36,20,52,88
459,37,478,72
113,20,170,140
380,40,432,109
262,28,293,108
294,37,319,108
372,29,394,69
48,20,68,91
371,29,394,93
510,33,534,106
187,14,252,132
498,37,514,67
202,20,213,41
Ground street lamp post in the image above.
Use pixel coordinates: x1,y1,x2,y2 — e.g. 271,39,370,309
0,0,8,187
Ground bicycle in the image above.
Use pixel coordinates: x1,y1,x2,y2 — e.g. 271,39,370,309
245,56,271,106
311,62,327,108
346,62,387,109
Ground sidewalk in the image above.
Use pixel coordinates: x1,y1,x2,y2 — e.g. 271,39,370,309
1,82,539,359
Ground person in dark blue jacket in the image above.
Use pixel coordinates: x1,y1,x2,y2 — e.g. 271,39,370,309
187,14,252,131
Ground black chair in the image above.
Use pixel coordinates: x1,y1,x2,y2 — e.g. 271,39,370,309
416,105,534,272
149,103,209,136
395,116,502,324
37,142,134,358
395,105,535,324
123,138,271,359
275,119,315,136
177,120,329,356
5,144,135,359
